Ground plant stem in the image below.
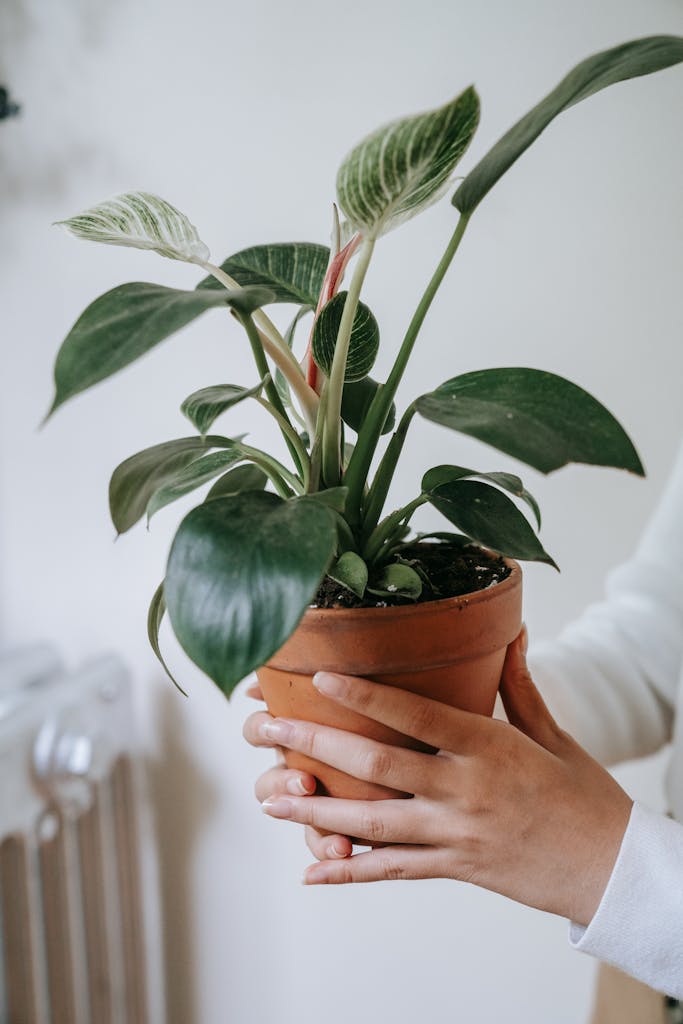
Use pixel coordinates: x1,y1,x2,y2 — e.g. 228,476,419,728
321,238,375,486
307,382,328,494
362,494,428,563
238,312,305,480
255,396,310,491
344,214,471,526
203,262,319,433
361,403,417,540
239,443,300,497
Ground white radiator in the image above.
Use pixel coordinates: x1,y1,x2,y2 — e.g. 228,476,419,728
0,649,164,1023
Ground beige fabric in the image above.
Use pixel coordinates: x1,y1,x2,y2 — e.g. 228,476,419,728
590,963,666,1024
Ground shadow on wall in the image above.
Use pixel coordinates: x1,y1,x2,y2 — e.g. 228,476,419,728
147,682,219,1024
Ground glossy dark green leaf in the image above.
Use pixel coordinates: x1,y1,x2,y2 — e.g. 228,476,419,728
422,464,541,529
428,479,557,567
198,243,330,307
328,551,368,598
147,449,246,522
109,435,237,534
453,35,683,215
368,563,422,599
181,379,264,436
48,282,274,415
416,368,644,475
312,292,380,382
305,487,348,513
341,377,396,435
205,464,268,501
147,581,187,696
164,491,338,696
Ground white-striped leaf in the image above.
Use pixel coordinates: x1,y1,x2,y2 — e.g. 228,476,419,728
56,191,210,263
198,243,330,306
312,292,379,382
336,86,480,239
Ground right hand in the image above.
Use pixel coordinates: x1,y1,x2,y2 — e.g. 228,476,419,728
242,681,353,861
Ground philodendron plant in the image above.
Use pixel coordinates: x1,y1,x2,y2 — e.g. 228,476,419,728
49,36,682,697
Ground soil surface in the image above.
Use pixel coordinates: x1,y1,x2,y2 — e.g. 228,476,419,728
313,539,511,609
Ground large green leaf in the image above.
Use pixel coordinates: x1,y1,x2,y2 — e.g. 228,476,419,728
337,86,480,238
198,243,330,307
422,464,541,529
415,368,644,475
312,292,380,382
109,435,237,534
453,36,683,215
57,191,210,263
428,480,557,567
146,449,246,522
164,491,338,695
341,377,396,435
205,463,268,501
48,282,274,415
181,379,264,436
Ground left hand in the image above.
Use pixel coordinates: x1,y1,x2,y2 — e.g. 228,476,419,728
258,630,633,926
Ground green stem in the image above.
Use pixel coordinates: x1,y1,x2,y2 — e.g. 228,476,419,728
321,238,375,486
203,262,319,433
255,396,310,491
239,443,301,497
362,494,428,564
239,313,305,480
307,382,329,493
361,403,417,541
344,214,471,526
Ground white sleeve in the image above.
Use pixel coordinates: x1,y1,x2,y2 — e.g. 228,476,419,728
569,802,683,997
527,442,683,766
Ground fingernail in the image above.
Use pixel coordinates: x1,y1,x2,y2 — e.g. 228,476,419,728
313,672,346,697
327,840,348,859
520,624,529,656
287,775,314,796
260,720,294,744
303,865,331,885
262,797,294,819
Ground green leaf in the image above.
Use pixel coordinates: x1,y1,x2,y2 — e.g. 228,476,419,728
415,368,644,475
181,380,264,436
48,282,274,415
368,563,422,600
147,581,187,696
305,487,348,513
146,449,246,522
312,292,380,382
428,479,557,567
109,435,237,534
198,243,330,307
164,491,338,696
205,464,268,501
454,36,683,215
422,464,541,529
276,306,311,408
341,377,396,436
56,191,210,263
328,551,368,599
337,86,480,239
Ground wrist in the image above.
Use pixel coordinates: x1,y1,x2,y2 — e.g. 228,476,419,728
569,795,633,927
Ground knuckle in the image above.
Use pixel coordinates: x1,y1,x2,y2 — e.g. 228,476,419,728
378,856,407,881
359,747,394,782
357,810,386,843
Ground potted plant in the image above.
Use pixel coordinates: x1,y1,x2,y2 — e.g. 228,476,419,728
47,36,682,798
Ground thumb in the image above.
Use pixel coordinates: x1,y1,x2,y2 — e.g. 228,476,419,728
499,627,563,751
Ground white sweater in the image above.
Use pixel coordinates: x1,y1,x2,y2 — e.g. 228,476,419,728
529,441,683,997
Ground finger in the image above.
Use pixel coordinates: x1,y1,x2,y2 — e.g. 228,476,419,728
305,826,353,861
259,717,439,794
254,766,317,803
262,795,434,845
245,681,264,701
243,710,277,748
499,630,564,751
302,846,444,885
311,672,487,753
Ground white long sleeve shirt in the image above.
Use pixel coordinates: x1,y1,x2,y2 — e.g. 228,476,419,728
529,441,683,997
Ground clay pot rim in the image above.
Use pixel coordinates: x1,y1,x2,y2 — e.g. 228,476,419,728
304,557,521,621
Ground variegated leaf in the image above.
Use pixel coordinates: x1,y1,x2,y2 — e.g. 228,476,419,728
198,243,330,306
56,191,210,263
336,86,480,238
312,292,379,382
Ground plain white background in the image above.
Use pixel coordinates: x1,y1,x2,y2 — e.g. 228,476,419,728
2,0,682,1021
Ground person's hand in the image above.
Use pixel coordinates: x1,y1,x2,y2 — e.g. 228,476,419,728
242,682,353,861
255,630,634,926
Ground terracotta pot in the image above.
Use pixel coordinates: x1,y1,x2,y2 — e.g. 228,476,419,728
256,559,522,800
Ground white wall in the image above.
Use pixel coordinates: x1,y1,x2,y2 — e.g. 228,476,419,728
2,1,682,1021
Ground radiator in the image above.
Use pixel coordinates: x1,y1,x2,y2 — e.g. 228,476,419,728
0,648,164,1023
